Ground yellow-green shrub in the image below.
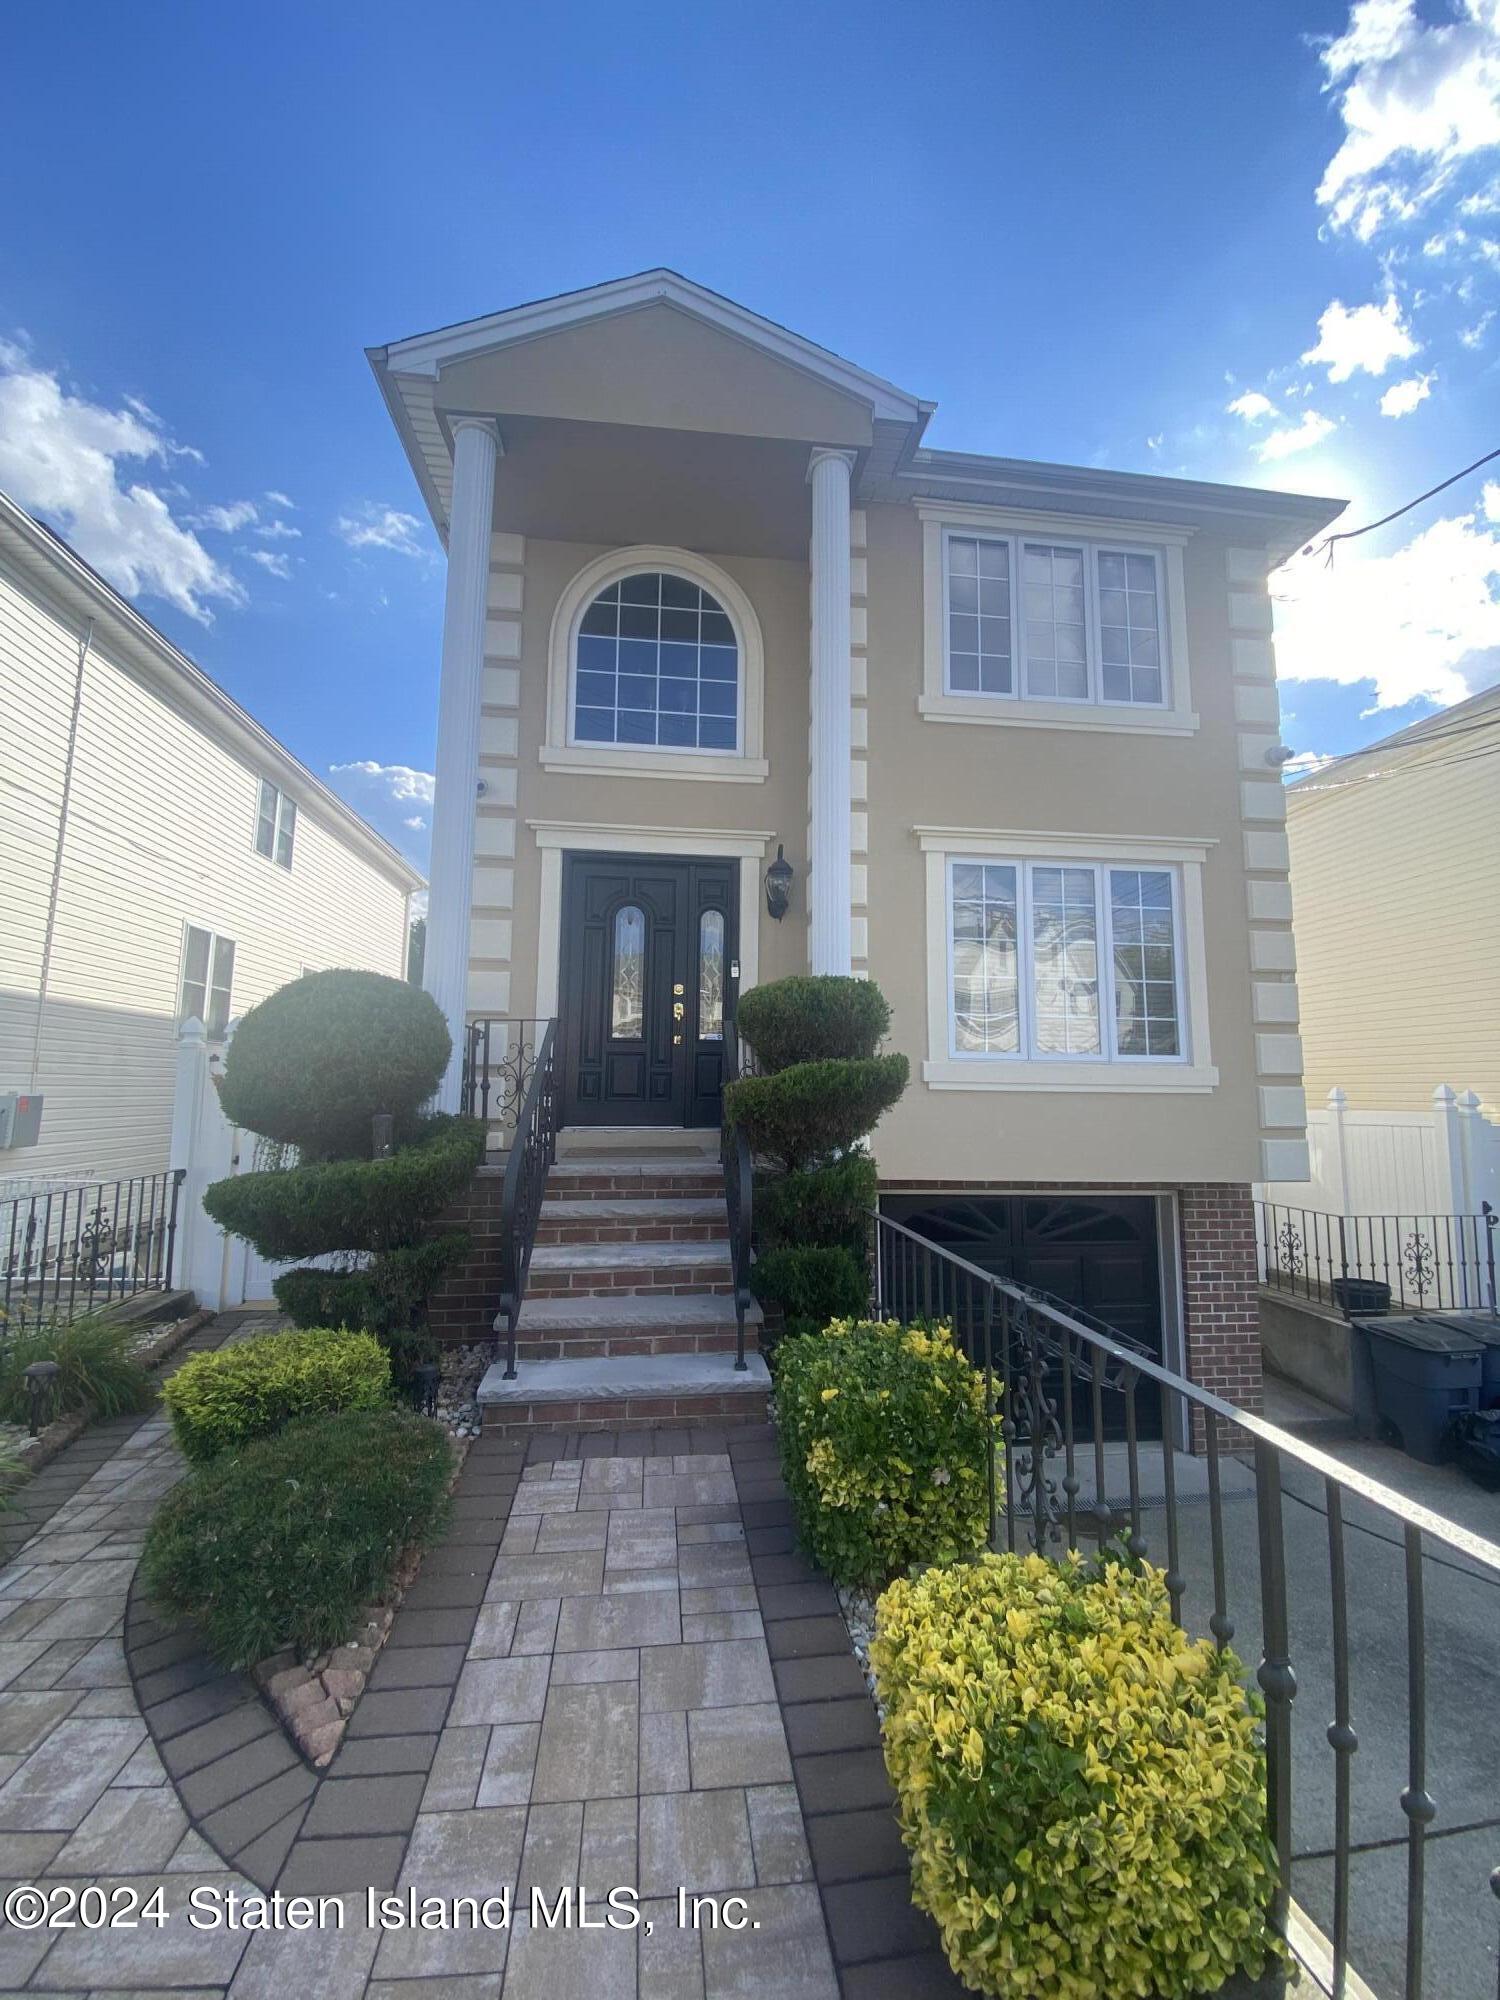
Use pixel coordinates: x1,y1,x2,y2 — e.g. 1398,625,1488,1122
162,1326,390,1463
871,1552,1276,2000
775,1318,992,1588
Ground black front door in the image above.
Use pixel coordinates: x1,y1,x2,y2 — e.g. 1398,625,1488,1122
559,854,736,1128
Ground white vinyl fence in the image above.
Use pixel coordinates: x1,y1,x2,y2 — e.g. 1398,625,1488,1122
1257,1084,1500,1221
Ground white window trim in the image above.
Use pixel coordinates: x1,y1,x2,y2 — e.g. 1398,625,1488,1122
543,545,768,783
917,502,1197,735
916,828,1217,1092
255,778,296,869
179,921,237,1040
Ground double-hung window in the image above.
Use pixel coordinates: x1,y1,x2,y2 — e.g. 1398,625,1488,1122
255,779,296,868
949,858,1184,1064
945,532,1167,708
180,926,236,1037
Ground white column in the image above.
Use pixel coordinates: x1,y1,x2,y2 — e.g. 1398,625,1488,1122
808,447,855,975
425,417,500,1109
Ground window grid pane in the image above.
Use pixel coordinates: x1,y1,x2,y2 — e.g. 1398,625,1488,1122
1109,869,1179,1056
574,572,739,752
275,797,296,869
1022,545,1089,700
947,536,1012,694
951,862,1020,1053
698,910,725,1042
610,906,645,1040
1030,864,1100,1055
1097,551,1163,704
255,782,278,859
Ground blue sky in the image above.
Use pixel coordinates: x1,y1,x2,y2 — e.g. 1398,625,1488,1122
2,0,1497,871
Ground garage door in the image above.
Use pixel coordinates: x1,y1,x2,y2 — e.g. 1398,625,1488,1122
880,1192,1164,1436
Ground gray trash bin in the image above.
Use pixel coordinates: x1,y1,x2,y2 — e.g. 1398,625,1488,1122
1353,1315,1483,1464
1423,1313,1500,1407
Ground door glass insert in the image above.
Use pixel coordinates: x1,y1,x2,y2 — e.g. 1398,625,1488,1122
610,905,645,1039
698,909,725,1041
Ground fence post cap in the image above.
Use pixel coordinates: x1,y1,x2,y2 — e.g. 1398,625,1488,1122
177,1016,207,1045
1458,1089,1482,1112
1433,1082,1458,1106
1326,1086,1348,1108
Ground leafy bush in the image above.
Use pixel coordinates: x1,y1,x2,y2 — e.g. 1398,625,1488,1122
725,1055,908,1171
142,1408,453,1667
871,1552,1275,2000
218,969,451,1160
0,1315,152,1425
204,1118,484,1261
161,1326,390,1463
757,1152,878,1252
273,1237,466,1337
735,975,891,1072
749,1245,867,1342
775,1318,991,1587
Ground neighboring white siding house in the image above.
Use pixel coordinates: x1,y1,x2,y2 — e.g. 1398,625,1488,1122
0,492,425,1188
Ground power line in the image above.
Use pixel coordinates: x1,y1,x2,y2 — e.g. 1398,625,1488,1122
1292,735,1500,792
1302,445,1500,565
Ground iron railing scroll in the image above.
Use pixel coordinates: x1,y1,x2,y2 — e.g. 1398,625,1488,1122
493,1021,559,1379
461,1018,550,1132
1,1168,185,1333
872,1205,1500,2000
1257,1198,1499,1319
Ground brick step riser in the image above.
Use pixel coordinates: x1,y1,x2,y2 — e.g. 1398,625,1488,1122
533,1221,726,1246
526,1275,735,1299
514,1330,757,1361
482,1390,771,1432
545,1175,724,1202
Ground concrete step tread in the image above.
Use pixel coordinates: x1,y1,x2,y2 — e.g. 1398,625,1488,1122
512,1292,760,1333
539,1196,728,1223
477,1348,771,1406
530,1239,732,1274
548,1155,725,1181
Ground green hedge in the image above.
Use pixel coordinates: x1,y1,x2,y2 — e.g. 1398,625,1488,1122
749,1245,867,1342
775,1318,992,1588
273,1236,468,1337
203,1117,484,1261
0,1315,152,1425
725,1055,908,1172
161,1326,390,1463
872,1552,1275,1998
142,1408,453,1667
735,975,891,1072
217,969,452,1160
757,1152,878,1252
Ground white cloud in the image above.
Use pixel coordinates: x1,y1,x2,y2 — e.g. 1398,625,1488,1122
246,549,293,579
264,489,296,509
1257,410,1338,461
1379,371,1436,415
1281,749,1337,777
1302,295,1420,380
329,759,435,804
0,339,243,623
334,503,430,559
193,499,259,533
1317,0,1500,241
1227,390,1278,423
403,814,427,830
1273,482,1500,709
1460,307,1496,343
254,518,301,540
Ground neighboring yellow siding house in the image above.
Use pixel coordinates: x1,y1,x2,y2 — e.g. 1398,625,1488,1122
0,493,425,1187
1286,686,1500,1112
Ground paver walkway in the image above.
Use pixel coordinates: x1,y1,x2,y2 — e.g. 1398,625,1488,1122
0,1375,928,1997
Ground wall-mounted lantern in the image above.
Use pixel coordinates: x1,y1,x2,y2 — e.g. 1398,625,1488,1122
765,844,794,922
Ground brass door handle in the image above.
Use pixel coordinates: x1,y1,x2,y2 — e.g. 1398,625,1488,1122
673,1033,683,1046
672,1002,685,1021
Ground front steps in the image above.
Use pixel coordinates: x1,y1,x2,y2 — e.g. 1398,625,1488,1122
477,1134,768,1434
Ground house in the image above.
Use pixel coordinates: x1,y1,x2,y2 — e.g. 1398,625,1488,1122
1285,686,1500,1114
367,270,1343,1427
0,490,425,1195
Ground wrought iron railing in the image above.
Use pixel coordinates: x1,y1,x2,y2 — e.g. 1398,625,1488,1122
873,1207,1500,2000
1,1169,185,1332
461,1017,550,1130
719,1003,753,1372
494,1020,559,1378
1257,1199,1499,1318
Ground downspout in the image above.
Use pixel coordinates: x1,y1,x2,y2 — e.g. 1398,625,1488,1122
30,618,93,1088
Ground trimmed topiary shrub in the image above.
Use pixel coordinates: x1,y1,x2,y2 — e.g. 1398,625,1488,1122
161,1326,390,1462
748,1245,867,1343
775,1318,992,1588
724,1055,908,1172
757,1152,879,1252
203,1120,484,1260
871,1551,1276,1999
217,969,452,1160
734,975,891,1073
272,1238,467,1336
142,1408,453,1668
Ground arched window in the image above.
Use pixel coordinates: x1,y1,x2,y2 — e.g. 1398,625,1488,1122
610,905,645,1040
573,571,740,754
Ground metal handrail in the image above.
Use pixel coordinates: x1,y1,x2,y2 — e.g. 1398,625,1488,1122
2,1168,185,1332
461,1017,550,1129
873,1205,1500,1995
493,1019,559,1379
1257,1197,1500,1319
719,1001,753,1372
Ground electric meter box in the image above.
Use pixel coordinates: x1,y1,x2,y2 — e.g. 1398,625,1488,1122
0,1093,44,1149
